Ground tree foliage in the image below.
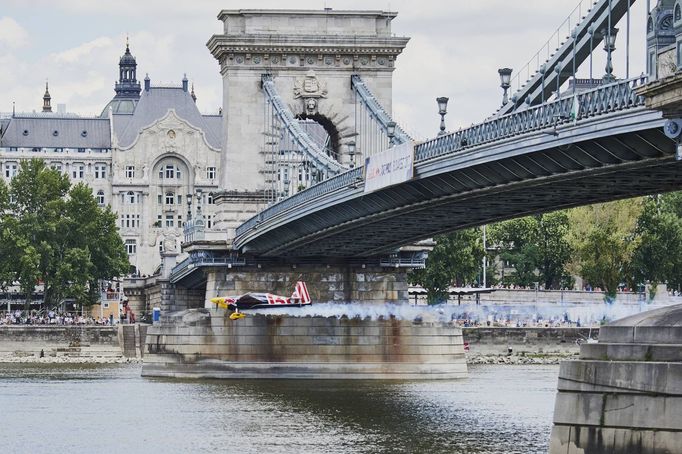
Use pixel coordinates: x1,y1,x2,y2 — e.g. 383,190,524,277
1,159,128,308
630,195,682,290
566,199,642,298
489,212,572,289
410,229,484,303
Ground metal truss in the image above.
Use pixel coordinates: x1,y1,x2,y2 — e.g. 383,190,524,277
236,76,648,241
261,74,346,176
351,74,412,145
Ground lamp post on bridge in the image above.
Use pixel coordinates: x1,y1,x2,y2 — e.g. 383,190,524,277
347,141,356,168
498,68,512,106
387,121,396,147
436,97,449,136
603,27,619,83
186,193,193,221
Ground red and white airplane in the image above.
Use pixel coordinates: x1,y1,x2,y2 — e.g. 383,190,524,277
210,281,311,319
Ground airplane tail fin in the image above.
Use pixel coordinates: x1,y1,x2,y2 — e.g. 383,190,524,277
291,281,311,305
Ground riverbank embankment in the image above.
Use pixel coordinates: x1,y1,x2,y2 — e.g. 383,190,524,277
0,324,595,365
0,325,145,363
463,326,598,365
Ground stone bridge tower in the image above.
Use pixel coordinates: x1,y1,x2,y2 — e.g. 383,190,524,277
207,9,409,239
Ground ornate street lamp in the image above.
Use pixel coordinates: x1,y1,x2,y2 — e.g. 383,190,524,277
186,193,193,221
436,97,449,136
498,68,512,105
347,141,356,168
387,121,397,146
603,27,619,82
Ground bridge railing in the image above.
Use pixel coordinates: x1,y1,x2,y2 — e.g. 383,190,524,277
417,75,647,161
235,76,647,240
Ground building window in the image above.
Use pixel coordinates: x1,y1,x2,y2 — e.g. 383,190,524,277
207,215,212,229
177,194,182,205
94,164,107,179
125,239,137,255
4,162,18,178
50,163,63,173
77,148,86,153
177,214,182,227
165,192,175,205
165,214,174,228
125,166,135,178
207,193,214,205
165,165,175,179
96,190,105,206
206,167,216,179
72,164,84,179
127,191,136,204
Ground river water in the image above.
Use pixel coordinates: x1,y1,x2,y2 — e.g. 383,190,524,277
0,363,558,454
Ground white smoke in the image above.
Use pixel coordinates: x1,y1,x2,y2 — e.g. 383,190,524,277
247,300,672,324
249,302,451,323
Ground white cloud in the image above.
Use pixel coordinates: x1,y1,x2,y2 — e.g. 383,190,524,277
0,17,29,49
50,36,114,64
0,0,649,137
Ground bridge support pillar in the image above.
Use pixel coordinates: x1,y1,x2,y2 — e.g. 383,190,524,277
204,263,410,306
211,190,268,240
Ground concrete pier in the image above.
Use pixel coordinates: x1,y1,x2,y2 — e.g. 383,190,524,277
549,304,682,453
142,309,467,379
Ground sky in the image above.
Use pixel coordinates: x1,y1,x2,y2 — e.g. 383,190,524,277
0,0,648,140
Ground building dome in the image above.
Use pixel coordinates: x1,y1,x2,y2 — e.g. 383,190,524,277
119,44,137,66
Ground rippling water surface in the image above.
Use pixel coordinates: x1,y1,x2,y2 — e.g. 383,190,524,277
0,363,558,454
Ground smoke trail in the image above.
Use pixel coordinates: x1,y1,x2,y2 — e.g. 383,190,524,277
247,300,674,324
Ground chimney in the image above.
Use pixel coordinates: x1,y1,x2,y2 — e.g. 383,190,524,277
144,74,150,91
182,74,188,92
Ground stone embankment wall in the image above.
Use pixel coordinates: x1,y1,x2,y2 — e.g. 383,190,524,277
442,286,681,306
0,325,146,361
463,327,598,356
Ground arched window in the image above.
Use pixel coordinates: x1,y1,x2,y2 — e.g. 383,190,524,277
676,4,681,22
648,16,654,33
165,192,175,205
96,190,105,206
127,191,136,204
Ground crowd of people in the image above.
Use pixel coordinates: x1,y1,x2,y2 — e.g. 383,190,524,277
0,310,114,326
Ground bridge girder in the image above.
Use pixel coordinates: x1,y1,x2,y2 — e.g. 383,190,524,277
234,109,678,258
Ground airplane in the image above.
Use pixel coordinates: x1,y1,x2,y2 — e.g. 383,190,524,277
210,281,311,319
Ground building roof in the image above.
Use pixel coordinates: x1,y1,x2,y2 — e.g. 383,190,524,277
112,86,222,149
0,115,111,148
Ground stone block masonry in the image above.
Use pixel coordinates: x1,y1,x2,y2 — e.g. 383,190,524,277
204,264,410,306
549,304,682,453
142,309,467,379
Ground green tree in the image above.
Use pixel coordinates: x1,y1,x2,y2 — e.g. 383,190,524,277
410,229,484,303
567,199,643,298
489,212,572,289
630,195,682,291
4,159,128,308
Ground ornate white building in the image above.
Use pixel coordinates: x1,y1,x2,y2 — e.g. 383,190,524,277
0,43,222,276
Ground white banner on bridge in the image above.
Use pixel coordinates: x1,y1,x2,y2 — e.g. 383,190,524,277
363,141,415,194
